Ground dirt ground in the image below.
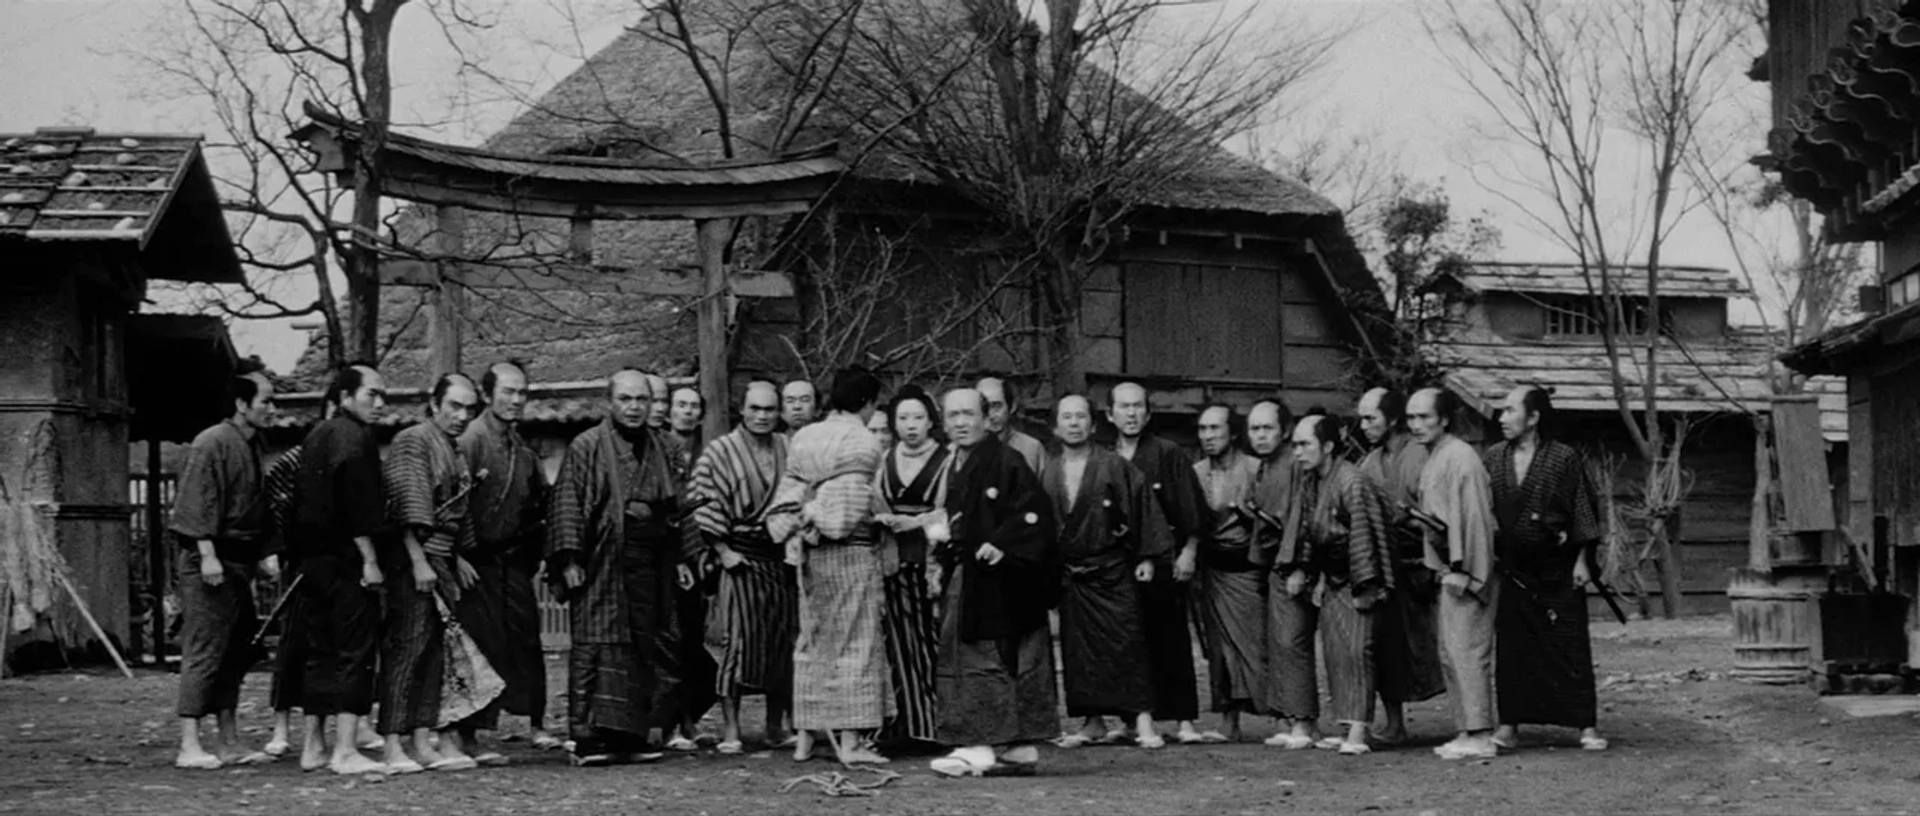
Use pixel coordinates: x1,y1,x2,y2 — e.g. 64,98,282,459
1,615,1916,815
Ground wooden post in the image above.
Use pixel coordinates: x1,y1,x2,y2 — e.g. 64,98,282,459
430,204,467,377
1750,414,1772,572
695,218,731,443
146,439,165,664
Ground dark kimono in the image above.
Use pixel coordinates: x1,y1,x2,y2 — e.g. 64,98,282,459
169,420,267,720
875,443,951,743
458,411,550,724
934,436,1060,748
1487,439,1603,729
1360,432,1445,705
290,414,389,718
1043,447,1171,718
548,419,685,752
1115,434,1205,722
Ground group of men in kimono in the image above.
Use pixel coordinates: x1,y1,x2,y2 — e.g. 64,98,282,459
1037,381,1609,762
167,354,1606,779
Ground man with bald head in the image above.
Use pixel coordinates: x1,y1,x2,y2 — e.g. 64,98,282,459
1105,382,1207,743
378,373,485,772
928,387,1059,777
290,362,391,775
686,379,796,754
1356,387,1445,744
1242,399,1313,749
1486,386,1607,752
781,379,819,431
549,369,692,765
1044,395,1170,750
1407,387,1499,760
459,362,560,752
977,376,1046,474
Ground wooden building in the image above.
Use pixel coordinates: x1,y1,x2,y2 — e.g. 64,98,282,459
1768,0,1920,667
1434,262,1847,614
0,128,242,666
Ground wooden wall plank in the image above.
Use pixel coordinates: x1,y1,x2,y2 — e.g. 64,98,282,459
1773,397,1837,531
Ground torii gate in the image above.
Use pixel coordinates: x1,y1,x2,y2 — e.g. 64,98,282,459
292,105,844,440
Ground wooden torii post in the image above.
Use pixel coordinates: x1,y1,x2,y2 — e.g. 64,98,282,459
292,105,843,441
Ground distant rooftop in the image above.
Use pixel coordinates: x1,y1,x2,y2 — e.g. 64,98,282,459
1442,261,1750,300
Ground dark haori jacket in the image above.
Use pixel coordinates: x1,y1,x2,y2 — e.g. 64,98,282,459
459,412,549,566
1117,435,1208,561
547,419,683,645
1041,447,1173,574
1483,439,1602,582
168,419,273,563
940,436,1060,642
290,414,391,563
1289,459,1393,595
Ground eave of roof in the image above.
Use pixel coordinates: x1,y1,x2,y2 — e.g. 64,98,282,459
0,128,242,284
1781,300,1920,376
1439,337,1847,441
1446,262,1749,300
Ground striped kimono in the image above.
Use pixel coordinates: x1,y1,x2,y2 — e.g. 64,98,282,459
767,413,893,732
548,420,686,752
1295,459,1392,725
1487,439,1602,729
263,447,306,714
378,423,479,734
1418,434,1500,733
1194,449,1267,715
688,427,796,702
873,443,951,743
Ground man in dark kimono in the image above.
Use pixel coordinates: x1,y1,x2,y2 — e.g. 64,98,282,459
662,383,716,751
1409,388,1500,761
549,369,691,766
1487,386,1608,752
687,381,795,754
290,363,390,775
1045,395,1170,750
170,370,277,770
928,388,1059,777
378,374,484,773
978,376,1046,473
1357,387,1446,745
1106,382,1207,744
459,362,558,754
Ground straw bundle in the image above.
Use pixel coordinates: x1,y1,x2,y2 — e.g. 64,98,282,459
0,471,68,639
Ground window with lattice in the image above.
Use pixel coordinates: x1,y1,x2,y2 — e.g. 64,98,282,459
1541,295,1666,337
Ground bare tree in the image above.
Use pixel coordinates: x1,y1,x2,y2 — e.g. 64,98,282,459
806,0,1339,392
1427,0,1745,617
1247,110,1407,253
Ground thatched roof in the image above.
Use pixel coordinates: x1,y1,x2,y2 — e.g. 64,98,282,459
289,5,1363,390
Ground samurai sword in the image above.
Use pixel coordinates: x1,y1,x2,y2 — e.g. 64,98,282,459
250,573,303,648
1590,575,1630,625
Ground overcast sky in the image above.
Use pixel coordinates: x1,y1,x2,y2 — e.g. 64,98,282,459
0,0,1781,372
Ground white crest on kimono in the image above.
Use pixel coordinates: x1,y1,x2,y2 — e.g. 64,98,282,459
986,486,999,500
1023,512,1038,524
1101,498,1112,508
1151,482,1162,491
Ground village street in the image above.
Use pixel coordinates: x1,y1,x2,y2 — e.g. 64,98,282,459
0,616,1910,816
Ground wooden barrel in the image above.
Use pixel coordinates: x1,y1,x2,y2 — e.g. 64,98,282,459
1727,568,1821,685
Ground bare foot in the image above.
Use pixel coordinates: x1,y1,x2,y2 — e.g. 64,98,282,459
328,752,387,775
793,730,815,762
837,746,890,765
174,748,222,770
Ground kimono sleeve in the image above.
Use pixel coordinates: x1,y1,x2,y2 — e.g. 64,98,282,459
546,440,592,564
166,433,226,541
335,431,389,540
1125,462,1173,561
989,454,1056,565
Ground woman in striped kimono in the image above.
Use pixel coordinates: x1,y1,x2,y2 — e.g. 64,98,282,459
766,368,894,765
872,386,950,747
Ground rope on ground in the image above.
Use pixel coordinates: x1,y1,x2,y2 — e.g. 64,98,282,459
780,767,902,797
